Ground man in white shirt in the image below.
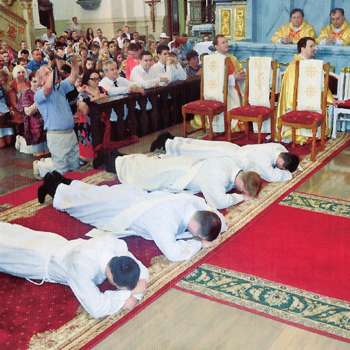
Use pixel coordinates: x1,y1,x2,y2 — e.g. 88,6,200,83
0,222,149,318
41,29,56,50
94,29,104,47
99,60,144,122
116,29,124,49
38,172,226,262
115,153,261,209
150,134,300,182
130,51,169,88
153,44,186,82
66,17,83,38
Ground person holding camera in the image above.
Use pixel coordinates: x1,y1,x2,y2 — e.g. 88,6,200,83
33,49,80,180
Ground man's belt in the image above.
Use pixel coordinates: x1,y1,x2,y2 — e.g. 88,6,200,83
47,129,74,134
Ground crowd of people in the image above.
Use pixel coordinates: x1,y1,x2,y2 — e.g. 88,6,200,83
0,17,207,167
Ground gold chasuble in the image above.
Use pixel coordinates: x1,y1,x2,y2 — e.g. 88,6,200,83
271,20,316,44
316,20,350,45
275,54,334,144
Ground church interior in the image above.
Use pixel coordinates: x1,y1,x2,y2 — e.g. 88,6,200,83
0,0,350,349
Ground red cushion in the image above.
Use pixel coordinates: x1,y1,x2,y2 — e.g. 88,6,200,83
183,100,225,112
337,99,350,109
229,105,274,118
280,110,324,124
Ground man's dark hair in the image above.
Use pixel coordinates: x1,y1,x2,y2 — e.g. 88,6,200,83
297,36,315,53
181,33,188,38
20,49,29,55
186,50,199,62
17,57,28,64
213,34,225,46
61,63,71,75
280,152,299,172
109,256,140,290
140,50,152,60
194,211,221,242
35,39,43,45
330,8,344,16
290,8,304,17
128,43,141,52
156,44,169,55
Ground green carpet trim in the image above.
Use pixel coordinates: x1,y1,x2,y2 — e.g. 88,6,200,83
0,203,12,212
280,192,350,218
177,264,350,339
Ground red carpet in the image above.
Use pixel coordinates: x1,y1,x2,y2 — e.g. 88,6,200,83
0,134,349,349
207,202,350,301
177,194,350,341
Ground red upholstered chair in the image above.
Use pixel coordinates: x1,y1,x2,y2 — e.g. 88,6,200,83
182,55,229,140
227,58,277,144
278,60,330,162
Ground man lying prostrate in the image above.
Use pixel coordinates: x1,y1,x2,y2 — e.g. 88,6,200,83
150,133,300,182
0,222,149,318
38,171,227,262
115,153,262,210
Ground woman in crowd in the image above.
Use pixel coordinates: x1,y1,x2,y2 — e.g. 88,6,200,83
116,52,125,70
1,41,14,62
96,52,110,70
86,28,95,50
83,58,96,73
0,70,14,148
17,72,48,155
122,38,130,57
148,40,158,61
171,38,187,64
1,50,13,73
185,50,202,78
8,65,31,125
77,69,108,162
119,60,127,78
108,41,118,61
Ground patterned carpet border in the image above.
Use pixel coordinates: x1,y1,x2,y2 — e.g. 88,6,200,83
24,133,350,349
176,264,350,340
280,192,350,219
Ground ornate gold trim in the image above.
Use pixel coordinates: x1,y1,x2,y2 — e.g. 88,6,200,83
233,6,246,40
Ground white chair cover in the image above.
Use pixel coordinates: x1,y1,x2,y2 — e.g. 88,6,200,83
248,56,272,107
250,57,272,133
297,59,324,113
203,54,226,103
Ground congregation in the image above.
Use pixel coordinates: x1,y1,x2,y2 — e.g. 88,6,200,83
0,6,347,320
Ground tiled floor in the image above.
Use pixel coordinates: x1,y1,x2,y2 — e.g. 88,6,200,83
0,146,38,195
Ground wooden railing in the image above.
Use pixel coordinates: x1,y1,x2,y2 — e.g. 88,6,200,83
89,77,200,148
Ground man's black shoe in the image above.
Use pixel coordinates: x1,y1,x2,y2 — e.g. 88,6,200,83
150,131,174,152
93,149,108,169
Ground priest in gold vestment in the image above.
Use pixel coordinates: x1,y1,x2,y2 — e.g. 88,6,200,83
271,9,316,44
316,8,350,46
275,37,334,144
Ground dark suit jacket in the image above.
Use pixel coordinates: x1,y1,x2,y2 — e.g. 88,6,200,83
122,33,134,40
